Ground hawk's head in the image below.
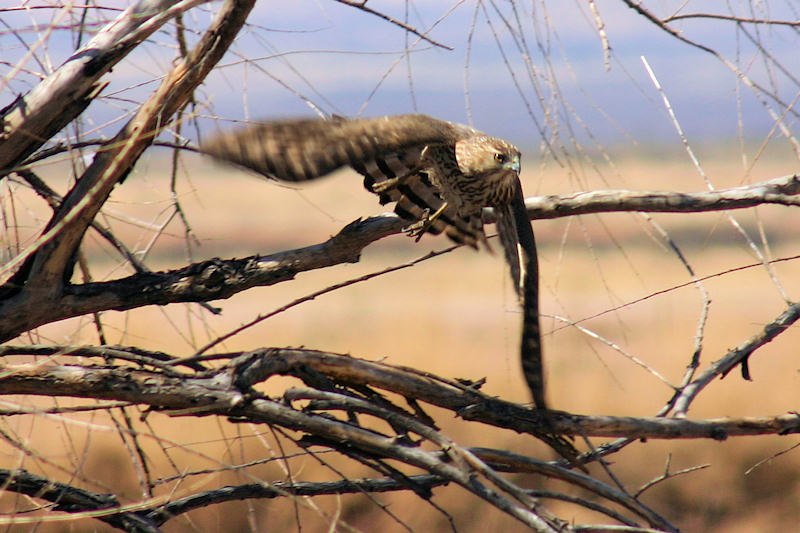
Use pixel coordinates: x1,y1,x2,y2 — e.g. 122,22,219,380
453,135,521,205
455,136,521,177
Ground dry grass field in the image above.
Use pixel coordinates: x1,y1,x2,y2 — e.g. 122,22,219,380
2,145,799,532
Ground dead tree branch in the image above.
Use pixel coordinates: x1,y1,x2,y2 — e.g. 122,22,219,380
0,467,449,531
0,216,403,341
4,341,795,530
0,0,206,173
0,0,256,338
1,347,797,442
0,346,699,532
512,173,800,221
0,469,162,532
672,300,800,416
2,174,797,341
145,474,450,526
331,0,453,50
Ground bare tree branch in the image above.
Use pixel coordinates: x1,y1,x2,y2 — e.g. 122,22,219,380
6,342,793,530
0,0,256,337
663,12,800,26
0,347,698,532
2,173,798,341
1,347,797,442
0,215,403,341
0,0,202,173
0,467,449,530
146,474,451,525
0,469,162,532
511,174,800,221
331,0,454,51
672,301,800,416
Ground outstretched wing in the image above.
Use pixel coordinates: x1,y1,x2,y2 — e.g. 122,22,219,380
199,114,485,247
200,114,464,182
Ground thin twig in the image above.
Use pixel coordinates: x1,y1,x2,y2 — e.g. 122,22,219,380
634,456,710,498
331,0,453,50
663,13,800,25
672,301,800,416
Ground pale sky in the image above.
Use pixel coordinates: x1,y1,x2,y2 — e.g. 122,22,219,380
3,1,799,148
195,0,799,147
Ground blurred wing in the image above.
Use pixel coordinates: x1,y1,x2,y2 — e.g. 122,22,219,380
199,114,461,182
201,115,484,248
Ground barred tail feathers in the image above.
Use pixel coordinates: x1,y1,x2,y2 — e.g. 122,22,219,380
508,184,546,409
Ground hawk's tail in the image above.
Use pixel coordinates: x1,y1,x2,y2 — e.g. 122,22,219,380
505,183,546,410
494,202,525,299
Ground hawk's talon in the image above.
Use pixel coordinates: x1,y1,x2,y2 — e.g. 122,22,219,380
403,209,431,239
371,176,401,193
403,201,450,241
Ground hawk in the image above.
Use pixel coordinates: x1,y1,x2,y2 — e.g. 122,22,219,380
200,114,546,409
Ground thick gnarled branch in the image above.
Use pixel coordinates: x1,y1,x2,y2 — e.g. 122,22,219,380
1,346,797,442
0,216,404,341
1,173,797,342
0,345,698,532
2,344,796,531
0,0,256,339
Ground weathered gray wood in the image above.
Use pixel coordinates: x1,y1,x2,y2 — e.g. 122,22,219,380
0,0,189,173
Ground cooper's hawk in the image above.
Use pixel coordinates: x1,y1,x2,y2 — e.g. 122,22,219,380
200,114,546,409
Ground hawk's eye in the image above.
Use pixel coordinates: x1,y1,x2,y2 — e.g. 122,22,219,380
494,152,506,164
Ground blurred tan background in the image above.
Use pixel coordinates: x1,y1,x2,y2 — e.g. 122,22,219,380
2,144,799,532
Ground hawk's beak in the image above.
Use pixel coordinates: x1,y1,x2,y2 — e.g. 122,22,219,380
504,155,520,174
